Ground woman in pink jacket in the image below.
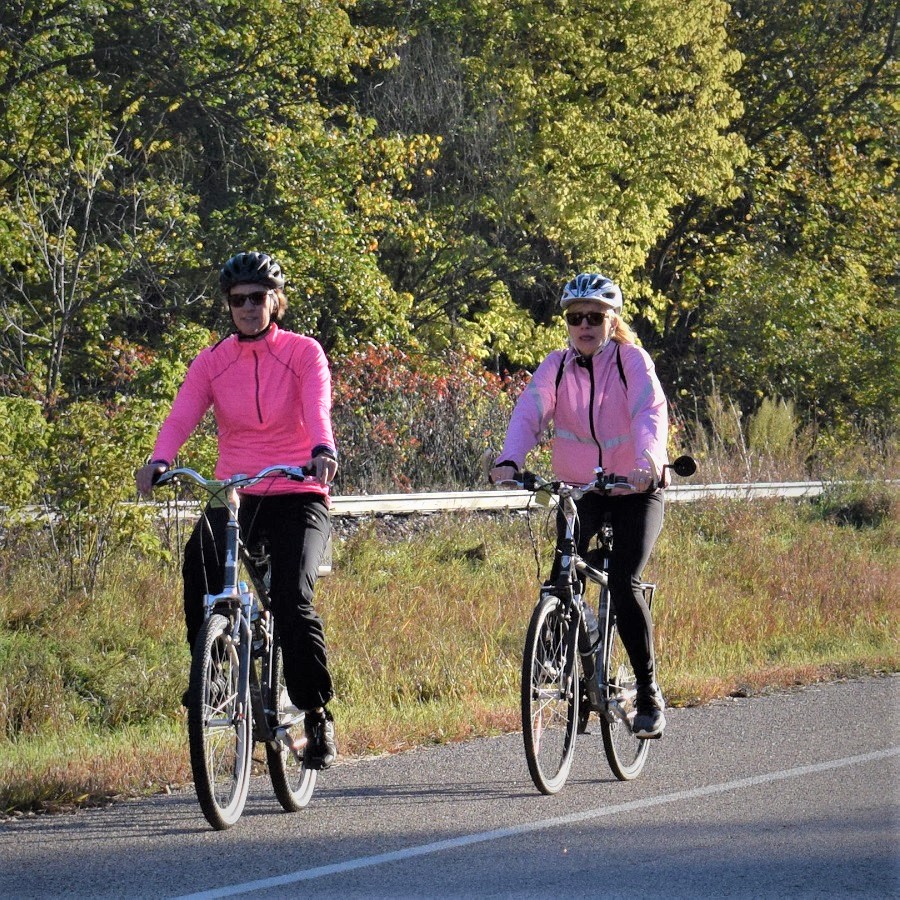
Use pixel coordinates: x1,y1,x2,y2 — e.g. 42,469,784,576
136,251,338,768
491,273,670,738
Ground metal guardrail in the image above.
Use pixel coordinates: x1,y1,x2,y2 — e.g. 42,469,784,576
0,480,862,578
328,481,833,517
0,480,835,525
315,481,837,574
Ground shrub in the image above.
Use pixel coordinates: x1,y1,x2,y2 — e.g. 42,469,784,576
814,483,897,529
0,397,48,511
331,346,529,492
747,396,798,456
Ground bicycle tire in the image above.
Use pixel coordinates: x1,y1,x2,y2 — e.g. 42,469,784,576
521,593,579,794
188,612,252,830
265,641,317,811
599,610,650,780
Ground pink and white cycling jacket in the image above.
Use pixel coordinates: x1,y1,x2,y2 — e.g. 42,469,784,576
151,325,336,500
496,341,669,485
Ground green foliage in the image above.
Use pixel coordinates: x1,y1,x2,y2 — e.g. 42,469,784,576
0,0,896,445
747,396,798,456
704,380,746,451
363,0,747,343
654,0,897,434
126,323,215,402
39,400,162,593
0,552,187,743
0,0,436,394
0,398,47,510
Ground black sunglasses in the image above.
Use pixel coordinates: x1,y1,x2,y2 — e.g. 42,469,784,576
565,311,610,327
228,291,270,308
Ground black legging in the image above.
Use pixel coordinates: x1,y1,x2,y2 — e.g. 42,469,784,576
553,490,665,686
182,492,333,710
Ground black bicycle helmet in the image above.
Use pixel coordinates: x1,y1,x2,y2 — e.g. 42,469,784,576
559,273,622,310
219,251,285,293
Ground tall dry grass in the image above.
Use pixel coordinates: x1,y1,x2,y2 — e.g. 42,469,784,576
1,484,896,816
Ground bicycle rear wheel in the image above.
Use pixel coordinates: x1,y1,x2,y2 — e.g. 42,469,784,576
521,593,579,794
599,615,650,780
265,641,317,811
188,612,252,830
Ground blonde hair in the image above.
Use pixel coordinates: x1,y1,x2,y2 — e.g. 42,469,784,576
609,313,638,345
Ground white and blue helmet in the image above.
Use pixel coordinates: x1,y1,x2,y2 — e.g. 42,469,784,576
559,273,622,311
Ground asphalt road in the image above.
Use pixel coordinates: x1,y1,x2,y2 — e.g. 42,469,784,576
1,675,897,899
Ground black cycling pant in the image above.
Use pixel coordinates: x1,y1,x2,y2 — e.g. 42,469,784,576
182,492,333,711
552,490,665,686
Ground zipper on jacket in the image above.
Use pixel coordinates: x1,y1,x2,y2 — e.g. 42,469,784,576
254,353,263,423
577,357,602,470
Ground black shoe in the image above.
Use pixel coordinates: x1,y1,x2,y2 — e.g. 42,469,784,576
633,682,666,739
304,708,337,769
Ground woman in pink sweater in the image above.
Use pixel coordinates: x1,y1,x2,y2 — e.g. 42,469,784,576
491,273,670,738
136,251,337,768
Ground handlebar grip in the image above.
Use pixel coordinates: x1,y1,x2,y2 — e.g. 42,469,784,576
642,449,661,487
149,464,170,487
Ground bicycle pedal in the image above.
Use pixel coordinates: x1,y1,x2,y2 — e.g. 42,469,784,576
275,726,307,755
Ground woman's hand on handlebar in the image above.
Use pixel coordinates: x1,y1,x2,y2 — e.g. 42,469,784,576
489,464,520,486
306,452,338,487
135,460,169,497
624,465,655,493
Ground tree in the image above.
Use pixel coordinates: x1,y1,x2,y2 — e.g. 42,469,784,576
0,0,437,401
649,0,898,433
359,0,747,365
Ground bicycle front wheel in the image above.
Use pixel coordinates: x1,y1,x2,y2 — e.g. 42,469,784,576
266,641,317,811
521,593,579,794
599,617,650,780
188,613,252,830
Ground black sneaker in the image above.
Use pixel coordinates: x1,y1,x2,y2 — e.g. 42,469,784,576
304,708,337,769
632,683,666,739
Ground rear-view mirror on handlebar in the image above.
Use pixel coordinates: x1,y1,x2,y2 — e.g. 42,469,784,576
668,455,697,478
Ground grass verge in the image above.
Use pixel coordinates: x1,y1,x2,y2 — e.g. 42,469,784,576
2,487,897,816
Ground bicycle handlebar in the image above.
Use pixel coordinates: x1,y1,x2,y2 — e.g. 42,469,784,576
152,463,312,492
494,453,697,497
501,470,632,499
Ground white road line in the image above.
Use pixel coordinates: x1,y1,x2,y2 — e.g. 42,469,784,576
176,747,899,899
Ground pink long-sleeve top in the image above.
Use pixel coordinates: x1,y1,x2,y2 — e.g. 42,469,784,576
151,325,336,500
497,341,669,485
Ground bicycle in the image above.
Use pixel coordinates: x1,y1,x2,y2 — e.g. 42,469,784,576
503,453,697,795
152,464,319,829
